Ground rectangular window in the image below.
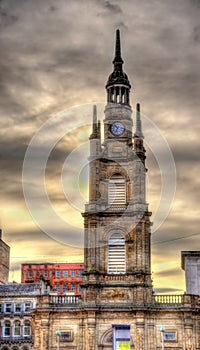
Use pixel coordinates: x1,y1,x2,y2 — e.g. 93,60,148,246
15,303,21,313
49,270,52,277
163,332,176,341
78,285,82,293
4,322,11,337
56,283,60,292
108,177,126,205
24,303,31,312
108,234,126,274
78,270,83,277
63,283,67,293
71,284,76,292
5,303,12,313
56,270,60,278
28,270,32,278
60,331,73,342
63,270,68,277
44,270,48,277
71,270,76,277
33,270,37,278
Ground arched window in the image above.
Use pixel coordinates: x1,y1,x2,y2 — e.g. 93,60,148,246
3,321,11,337
108,174,126,206
23,320,31,337
108,233,126,274
13,320,21,337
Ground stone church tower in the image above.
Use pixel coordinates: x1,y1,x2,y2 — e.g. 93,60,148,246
31,30,200,350
82,29,153,307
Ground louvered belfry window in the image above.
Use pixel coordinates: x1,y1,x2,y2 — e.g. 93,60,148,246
108,233,126,274
108,174,126,205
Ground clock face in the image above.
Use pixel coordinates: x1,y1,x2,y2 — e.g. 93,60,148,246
110,122,125,136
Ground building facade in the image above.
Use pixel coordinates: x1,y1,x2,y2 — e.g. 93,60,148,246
0,230,10,285
32,30,200,350
0,282,45,350
21,263,84,295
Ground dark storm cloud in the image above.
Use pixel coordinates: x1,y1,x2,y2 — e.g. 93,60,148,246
101,1,122,15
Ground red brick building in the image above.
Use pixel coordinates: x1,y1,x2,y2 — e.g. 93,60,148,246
21,263,84,295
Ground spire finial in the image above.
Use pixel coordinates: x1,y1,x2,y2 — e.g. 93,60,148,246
134,103,144,138
113,29,124,65
89,105,98,139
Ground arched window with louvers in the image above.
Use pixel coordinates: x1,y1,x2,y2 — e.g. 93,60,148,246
108,233,126,274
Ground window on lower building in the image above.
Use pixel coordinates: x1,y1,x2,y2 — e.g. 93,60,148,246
63,270,68,277
60,331,73,342
71,284,76,292
44,270,48,277
23,321,31,337
108,233,126,274
4,321,11,336
24,303,31,312
28,270,32,278
56,270,60,278
15,303,21,313
78,285,82,293
71,270,76,277
56,283,60,292
163,332,176,341
78,270,83,277
13,320,21,337
5,303,12,313
33,270,37,278
49,270,52,277
63,284,67,293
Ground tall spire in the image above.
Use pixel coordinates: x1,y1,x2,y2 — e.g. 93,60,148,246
113,29,124,66
134,103,144,138
106,29,131,104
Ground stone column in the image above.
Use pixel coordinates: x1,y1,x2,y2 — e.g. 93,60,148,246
184,314,194,350
87,312,96,350
135,314,145,350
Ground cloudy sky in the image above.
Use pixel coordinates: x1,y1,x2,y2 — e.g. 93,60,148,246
0,0,200,293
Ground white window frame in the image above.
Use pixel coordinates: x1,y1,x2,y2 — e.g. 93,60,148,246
163,331,177,341
3,321,11,337
23,320,31,337
55,270,60,278
63,270,68,277
13,320,21,337
71,270,76,277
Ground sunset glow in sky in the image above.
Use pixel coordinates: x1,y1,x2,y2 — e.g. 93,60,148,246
0,0,200,293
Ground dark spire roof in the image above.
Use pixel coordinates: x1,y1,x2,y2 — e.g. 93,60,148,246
113,29,124,65
106,29,131,89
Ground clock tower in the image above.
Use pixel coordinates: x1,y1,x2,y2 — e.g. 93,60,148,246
82,29,153,306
